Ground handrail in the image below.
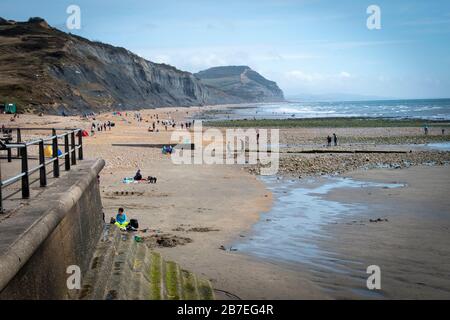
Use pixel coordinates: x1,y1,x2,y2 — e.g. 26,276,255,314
2,127,83,131
0,128,84,212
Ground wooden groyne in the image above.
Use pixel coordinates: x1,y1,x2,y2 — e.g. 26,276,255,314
112,143,194,150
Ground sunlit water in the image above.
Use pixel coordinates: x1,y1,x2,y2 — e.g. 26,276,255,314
200,99,450,121
426,142,450,151
233,176,405,296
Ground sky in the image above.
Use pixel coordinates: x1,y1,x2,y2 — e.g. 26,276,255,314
1,0,450,99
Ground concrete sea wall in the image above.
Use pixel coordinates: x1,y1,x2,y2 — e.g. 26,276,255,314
0,159,105,299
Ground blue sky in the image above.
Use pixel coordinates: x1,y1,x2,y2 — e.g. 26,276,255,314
1,0,450,98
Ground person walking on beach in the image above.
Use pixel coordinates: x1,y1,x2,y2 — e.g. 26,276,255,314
327,135,332,147
333,133,338,146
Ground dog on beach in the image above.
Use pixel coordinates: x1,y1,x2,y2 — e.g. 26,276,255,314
147,176,157,184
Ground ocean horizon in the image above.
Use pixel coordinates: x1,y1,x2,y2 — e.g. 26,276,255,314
201,98,450,121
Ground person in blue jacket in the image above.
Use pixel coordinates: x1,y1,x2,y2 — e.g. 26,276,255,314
115,207,129,230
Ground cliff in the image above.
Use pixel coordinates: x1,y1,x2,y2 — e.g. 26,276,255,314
0,18,284,114
195,66,285,103
0,18,239,114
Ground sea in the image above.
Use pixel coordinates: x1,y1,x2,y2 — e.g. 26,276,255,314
199,98,450,121
221,98,450,298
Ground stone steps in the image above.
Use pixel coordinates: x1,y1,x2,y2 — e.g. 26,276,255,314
79,224,214,300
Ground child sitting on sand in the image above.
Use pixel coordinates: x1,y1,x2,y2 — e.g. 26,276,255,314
115,207,129,230
129,169,157,184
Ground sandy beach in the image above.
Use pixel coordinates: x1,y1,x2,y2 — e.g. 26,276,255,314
2,0,450,305
1,105,449,299
323,166,450,299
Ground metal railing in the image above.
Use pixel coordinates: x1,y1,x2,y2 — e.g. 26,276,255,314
0,128,84,212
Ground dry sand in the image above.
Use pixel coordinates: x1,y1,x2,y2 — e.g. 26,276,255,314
1,108,326,299
85,108,330,299
2,106,449,299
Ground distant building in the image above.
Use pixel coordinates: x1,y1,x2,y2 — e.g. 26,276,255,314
0,103,17,114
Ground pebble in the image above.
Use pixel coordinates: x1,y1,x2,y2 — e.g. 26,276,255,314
246,151,450,177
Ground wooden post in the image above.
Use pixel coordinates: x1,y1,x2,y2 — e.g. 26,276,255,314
21,145,29,198
64,134,70,171
71,131,76,165
16,128,21,158
39,139,47,187
0,160,3,213
52,129,59,178
78,130,83,160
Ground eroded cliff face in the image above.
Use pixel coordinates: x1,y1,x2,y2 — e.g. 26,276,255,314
195,66,285,103
0,18,240,114
0,18,284,114
48,37,243,112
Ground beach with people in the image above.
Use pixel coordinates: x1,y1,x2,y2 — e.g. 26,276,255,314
1,101,450,299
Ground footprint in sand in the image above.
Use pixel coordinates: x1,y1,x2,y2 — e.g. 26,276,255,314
110,191,144,197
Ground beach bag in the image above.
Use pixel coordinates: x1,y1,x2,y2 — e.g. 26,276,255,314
44,145,52,157
122,177,134,184
130,219,139,229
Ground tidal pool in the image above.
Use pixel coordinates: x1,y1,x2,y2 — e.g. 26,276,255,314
234,176,405,275
425,142,450,151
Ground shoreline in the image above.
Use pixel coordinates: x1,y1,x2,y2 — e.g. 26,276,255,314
2,105,450,299
233,165,450,299
203,117,450,127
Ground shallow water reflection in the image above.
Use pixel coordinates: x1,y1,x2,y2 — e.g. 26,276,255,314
234,176,405,297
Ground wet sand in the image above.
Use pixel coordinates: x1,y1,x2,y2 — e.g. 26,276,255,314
323,166,450,299
1,108,327,299
2,107,449,299
235,165,450,299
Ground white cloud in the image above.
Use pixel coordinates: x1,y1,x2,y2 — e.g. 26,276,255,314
285,70,352,83
133,45,320,73
285,70,325,82
152,54,172,64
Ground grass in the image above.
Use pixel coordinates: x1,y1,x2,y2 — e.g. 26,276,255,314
181,270,198,300
197,278,214,300
204,117,450,128
147,252,214,300
165,261,180,300
149,252,162,300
